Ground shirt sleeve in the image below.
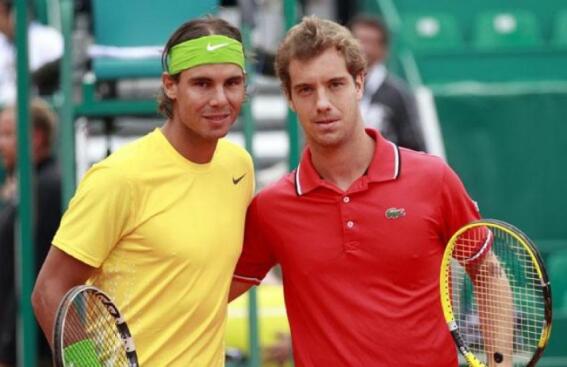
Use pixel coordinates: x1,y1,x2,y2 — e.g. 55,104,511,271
233,194,277,285
439,163,481,245
52,165,136,268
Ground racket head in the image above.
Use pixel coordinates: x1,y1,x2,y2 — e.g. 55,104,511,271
52,285,139,367
440,219,552,367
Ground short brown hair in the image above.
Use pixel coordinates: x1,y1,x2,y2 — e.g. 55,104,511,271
275,16,367,97
30,98,57,148
158,17,244,119
4,98,57,148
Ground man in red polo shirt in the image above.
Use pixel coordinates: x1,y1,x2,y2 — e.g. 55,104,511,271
230,17,480,366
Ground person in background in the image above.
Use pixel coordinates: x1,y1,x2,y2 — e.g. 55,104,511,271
0,99,61,367
350,14,426,151
0,0,63,104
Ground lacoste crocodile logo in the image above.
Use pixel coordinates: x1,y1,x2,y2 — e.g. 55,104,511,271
385,208,406,219
232,174,246,185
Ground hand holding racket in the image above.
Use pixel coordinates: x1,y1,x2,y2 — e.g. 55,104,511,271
440,219,552,367
53,285,139,367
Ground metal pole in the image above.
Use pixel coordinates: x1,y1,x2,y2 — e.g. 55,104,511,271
14,0,37,366
247,288,260,367
284,0,301,169
58,0,76,206
240,21,261,367
242,25,255,161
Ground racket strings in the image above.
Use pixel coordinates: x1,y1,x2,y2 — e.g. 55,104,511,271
450,226,546,364
62,291,129,366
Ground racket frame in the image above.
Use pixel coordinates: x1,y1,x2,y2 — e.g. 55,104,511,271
52,285,139,367
440,219,552,367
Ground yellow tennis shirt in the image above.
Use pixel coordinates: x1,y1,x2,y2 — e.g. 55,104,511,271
53,129,254,366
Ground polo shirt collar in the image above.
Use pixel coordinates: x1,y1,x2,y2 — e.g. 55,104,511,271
294,128,401,196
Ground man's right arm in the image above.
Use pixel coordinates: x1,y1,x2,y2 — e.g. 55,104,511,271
32,246,96,346
229,194,275,303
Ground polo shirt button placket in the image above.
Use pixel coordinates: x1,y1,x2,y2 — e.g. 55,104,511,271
343,196,350,203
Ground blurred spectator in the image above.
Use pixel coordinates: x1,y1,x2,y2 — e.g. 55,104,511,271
336,0,358,25
0,165,13,203
264,331,292,365
0,0,63,105
350,14,426,151
0,99,61,367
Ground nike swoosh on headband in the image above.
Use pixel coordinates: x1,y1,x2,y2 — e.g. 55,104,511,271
207,42,229,51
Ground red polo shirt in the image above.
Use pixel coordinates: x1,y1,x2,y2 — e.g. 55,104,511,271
234,129,480,366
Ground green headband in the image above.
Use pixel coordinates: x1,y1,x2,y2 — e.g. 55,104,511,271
167,35,245,74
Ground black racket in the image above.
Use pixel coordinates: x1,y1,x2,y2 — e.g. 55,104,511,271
53,285,139,367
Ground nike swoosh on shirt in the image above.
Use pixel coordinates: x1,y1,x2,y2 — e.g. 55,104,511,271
207,43,229,51
232,174,246,185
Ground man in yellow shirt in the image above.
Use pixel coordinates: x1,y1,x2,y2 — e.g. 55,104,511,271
32,17,254,366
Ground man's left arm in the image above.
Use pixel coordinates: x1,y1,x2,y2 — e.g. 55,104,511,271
468,251,514,367
440,166,513,366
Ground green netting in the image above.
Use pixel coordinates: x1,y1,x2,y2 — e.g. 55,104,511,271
435,85,567,242
548,251,567,312
552,10,567,47
412,50,567,84
544,315,567,358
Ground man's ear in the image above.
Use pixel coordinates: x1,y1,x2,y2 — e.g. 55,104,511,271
355,72,365,100
162,72,178,100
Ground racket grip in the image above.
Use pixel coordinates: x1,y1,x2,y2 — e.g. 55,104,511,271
63,339,102,367
449,327,486,367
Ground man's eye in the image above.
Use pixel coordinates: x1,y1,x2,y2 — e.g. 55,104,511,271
227,79,242,87
194,81,209,88
330,81,344,89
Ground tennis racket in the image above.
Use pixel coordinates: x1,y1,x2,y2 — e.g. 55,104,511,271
53,285,139,367
440,219,552,367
